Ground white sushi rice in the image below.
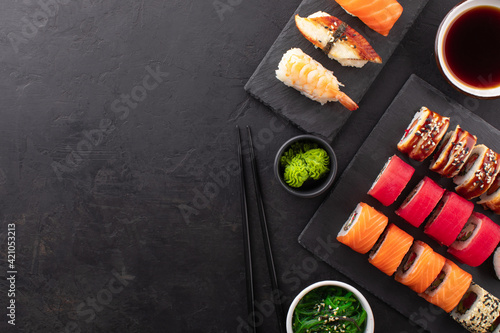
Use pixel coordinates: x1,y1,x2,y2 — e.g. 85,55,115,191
449,214,481,251
453,145,487,186
494,247,500,280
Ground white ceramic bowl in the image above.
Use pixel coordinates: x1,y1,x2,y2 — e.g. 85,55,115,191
286,280,375,333
435,0,500,98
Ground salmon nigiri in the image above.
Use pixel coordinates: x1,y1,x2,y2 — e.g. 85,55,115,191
419,260,472,313
368,223,413,276
276,48,358,111
395,240,446,293
337,202,388,254
334,0,403,36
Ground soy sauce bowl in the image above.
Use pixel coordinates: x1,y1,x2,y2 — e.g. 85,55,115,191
435,0,500,98
274,135,337,198
286,280,375,333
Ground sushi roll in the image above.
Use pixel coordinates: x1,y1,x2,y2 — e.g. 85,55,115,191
454,144,500,200
333,0,403,36
494,247,500,280
397,107,450,162
368,223,413,276
337,202,388,254
423,191,474,246
295,12,382,68
477,173,500,214
448,212,500,267
275,48,358,110
395,240,446,293
367,154,414,206
429,125,477,178
451,282,500,333
395,176,445,228
419,259,472,313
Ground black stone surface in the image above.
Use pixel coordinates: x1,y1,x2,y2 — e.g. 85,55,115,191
0,1,499,333
245,0,429,141
299,75,500,333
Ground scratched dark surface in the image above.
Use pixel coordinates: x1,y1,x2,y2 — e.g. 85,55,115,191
0,1,499,333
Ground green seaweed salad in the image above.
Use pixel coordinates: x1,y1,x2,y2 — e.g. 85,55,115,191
292,286,367,333
281,141,330,188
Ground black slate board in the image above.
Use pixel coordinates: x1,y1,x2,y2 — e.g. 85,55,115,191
244,0,429,141
298,75,500,333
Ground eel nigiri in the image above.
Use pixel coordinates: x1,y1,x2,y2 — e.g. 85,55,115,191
295,12,382,68
334,0,403,36
368,223,413,276
395,240,446,293
276,48,358,110
419,259,472,313
337,202,388,254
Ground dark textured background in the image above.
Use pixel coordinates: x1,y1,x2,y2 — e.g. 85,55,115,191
0,1,499,332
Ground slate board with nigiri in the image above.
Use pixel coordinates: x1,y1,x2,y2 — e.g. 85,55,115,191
244,0,430,141
299,75,500,333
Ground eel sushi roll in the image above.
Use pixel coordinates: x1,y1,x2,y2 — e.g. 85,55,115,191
275,48,358,110
448,212,500,267
367,154,414,206
429,125,477,178
337,202,388,254
451,282,500,333
424,191,474,246
419,259,472,313
397,107,450,162
395,240,446,293
454,144,500,200
478,173,500,214
368,223,414,276
395,176,445,228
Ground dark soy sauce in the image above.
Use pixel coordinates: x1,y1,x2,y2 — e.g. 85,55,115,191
444,6,500,89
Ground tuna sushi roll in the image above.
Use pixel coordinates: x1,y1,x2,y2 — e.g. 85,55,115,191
454,144,500,200
397,107,450,162
451,282,500,333
419,259,472,313
395,240,446,293
368,223,413,276
337,202,388,254
477,173,500,214
424,191,474,246
448,212,500,267
395,176,445,228
429,125,477,178
367,155,414,206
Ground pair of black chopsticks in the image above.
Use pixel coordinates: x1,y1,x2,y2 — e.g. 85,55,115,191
237,126,286,333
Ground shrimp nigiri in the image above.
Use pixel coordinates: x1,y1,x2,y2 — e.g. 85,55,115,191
276,48,358,111
334,0,403,36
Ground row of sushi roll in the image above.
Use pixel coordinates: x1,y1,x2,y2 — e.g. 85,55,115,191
368,154,500,268
336,202,500,332
397,106,500,213
275,0,403,110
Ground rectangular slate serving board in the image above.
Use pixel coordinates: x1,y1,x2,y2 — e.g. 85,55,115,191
244,0,429,141
298,74,500,333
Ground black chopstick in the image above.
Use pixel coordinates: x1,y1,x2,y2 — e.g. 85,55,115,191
237,126,257,333
246,126,287,333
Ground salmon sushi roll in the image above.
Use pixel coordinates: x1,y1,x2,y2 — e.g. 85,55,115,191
367,154,414,206
419,259,472,313
451,282,500,333
395,240,446,293
337,202,388,254
448,212,500,267
333,0,403,36
368,223,413,276
275,48,358,110
395,176,445,228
